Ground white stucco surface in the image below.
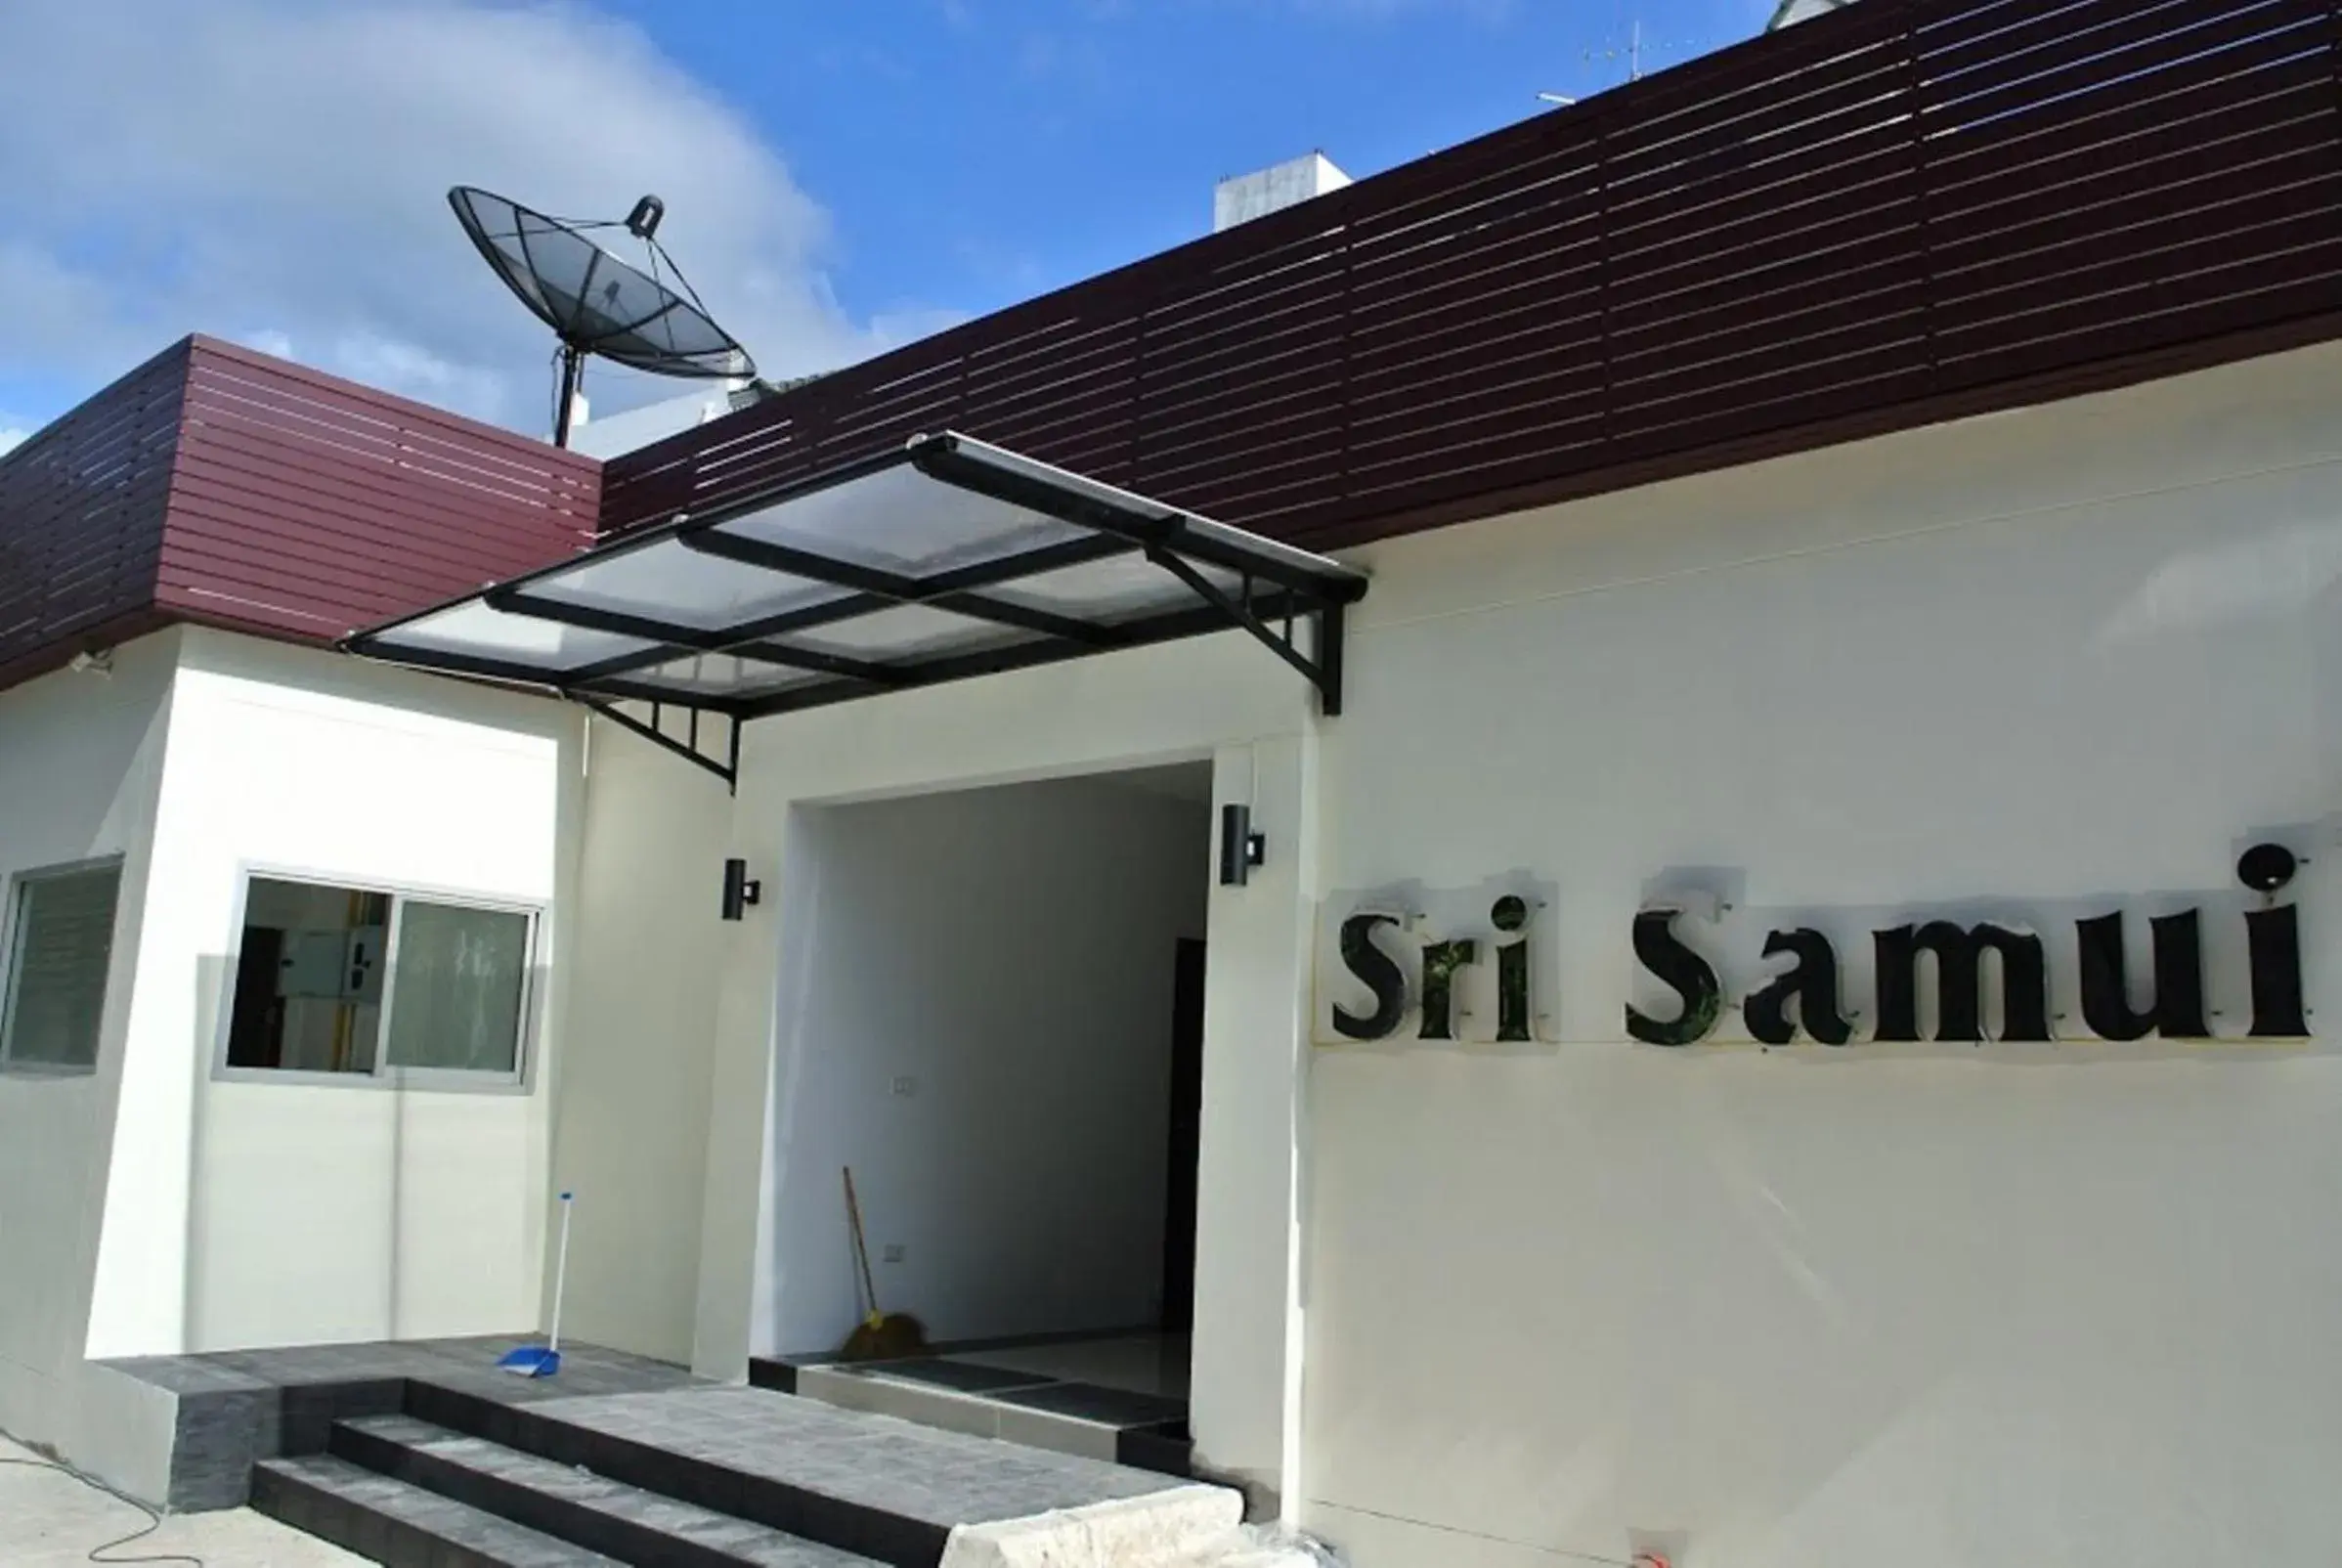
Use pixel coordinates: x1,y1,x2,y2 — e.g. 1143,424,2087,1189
554,633,1321,1497
564,339,2342,1563
0,634,176,1469
548,711,733,1367
1296,341,2342,1566
6,330,2325,1561
92,630,577,1357
0,628,577,1492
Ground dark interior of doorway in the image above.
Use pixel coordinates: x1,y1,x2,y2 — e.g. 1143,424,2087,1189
1160,936,1205,1337
762,761,1213,1473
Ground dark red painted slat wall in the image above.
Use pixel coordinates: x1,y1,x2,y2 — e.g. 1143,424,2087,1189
0,342,187,688
601,0,2342,551
156,339,599,643
0,336,600,693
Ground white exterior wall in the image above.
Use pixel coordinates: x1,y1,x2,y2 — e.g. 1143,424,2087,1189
551,719,731,1367
105,628,579,1355
1297,341,2342,1567
1214,152,1354,233
531,336,2342,1562
761,779,1208,1356
613,637,1323,1501
0,634,178,1468
0,626,577,1486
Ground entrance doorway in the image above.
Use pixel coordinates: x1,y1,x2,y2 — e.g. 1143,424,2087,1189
760,762,1213,1459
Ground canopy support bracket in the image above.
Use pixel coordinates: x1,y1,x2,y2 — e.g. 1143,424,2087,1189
584,697,741,794
1144,545,1346,716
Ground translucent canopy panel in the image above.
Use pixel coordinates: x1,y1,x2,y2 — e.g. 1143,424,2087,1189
347,431,1368,726
629,654,821,700
778,604,1041,662
450,187,754,379
520,535,847,632
374,599,657,673
987,552,1243,622
710,464,1087,578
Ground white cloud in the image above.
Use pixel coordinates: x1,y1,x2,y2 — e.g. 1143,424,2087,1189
0,427,27,457
0,0,949,436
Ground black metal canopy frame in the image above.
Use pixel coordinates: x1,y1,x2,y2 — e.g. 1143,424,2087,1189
344,432,1368,791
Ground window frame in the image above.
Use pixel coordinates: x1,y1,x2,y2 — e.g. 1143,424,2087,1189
212,864,542,1094
0,855,127,1078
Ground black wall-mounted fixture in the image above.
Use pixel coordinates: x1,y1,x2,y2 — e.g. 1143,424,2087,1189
2238,842,2299,893
1220,804,1268,887
721,857,762,921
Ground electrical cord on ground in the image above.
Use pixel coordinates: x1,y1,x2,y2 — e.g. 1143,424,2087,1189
0,1453,206,1567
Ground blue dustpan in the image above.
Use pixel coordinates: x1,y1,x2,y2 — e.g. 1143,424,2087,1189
499,1191,574,1378
498,1343,561,1378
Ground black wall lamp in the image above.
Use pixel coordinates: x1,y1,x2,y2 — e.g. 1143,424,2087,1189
721,857,762,921
1220,804,1268,887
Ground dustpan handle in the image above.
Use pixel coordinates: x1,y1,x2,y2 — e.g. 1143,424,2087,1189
547,1191,573,1353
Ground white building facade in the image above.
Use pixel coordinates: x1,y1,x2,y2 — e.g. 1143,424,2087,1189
3,318,2337,1568
528,339,2342,1566
2,0,2338,1557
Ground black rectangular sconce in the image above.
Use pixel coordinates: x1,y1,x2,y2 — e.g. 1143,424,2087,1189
1219,803,1267,887
720,857,762,921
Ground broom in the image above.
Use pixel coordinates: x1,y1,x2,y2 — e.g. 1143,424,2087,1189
840,1166,928,1362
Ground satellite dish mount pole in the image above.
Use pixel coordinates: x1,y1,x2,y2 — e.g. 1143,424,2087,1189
553,342,586,449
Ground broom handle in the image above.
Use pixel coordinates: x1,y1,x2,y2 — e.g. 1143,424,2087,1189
548,1191,573,1353
844,1167,881,1319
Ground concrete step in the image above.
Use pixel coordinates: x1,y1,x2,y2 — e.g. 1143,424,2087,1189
778,1358,1194,1478
250,1452,623,1567
331,1413,887,1568
406,1377,1240,1568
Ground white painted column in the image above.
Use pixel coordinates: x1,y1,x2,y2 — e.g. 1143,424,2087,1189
1188,730,1319,1515
690,796,782,1381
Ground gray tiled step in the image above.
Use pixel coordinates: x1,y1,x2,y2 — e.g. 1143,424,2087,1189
405,1378,1236,1567
250,1452,622,1567
332,1414,886,1568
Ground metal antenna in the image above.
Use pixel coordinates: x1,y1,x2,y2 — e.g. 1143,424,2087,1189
1583,18,1713,86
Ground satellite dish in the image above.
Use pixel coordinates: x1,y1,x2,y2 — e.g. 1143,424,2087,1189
449,185,758,448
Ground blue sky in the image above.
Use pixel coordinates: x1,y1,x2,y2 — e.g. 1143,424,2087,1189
0,0,1778,448
597,0,1778,326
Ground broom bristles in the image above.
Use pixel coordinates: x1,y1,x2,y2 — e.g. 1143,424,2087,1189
840,1311,929,1363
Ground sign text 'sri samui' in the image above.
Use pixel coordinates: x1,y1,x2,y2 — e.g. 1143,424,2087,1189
1315,847,2311,1048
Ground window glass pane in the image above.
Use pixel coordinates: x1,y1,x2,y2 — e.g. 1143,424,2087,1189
225,879,389,1073
2,865,121,1070
384,901,530,1074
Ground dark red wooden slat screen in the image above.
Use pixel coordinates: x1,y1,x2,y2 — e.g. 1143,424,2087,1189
10,0,2341,705
602,0,2342,552
0,336,601,692
0,342,188,686
159,339,600,641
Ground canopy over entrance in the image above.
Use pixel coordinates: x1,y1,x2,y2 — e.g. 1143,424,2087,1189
345,433,1367,788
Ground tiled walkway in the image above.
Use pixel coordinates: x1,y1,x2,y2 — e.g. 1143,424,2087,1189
538,1383,1188,1526
0,1434,364,1566
954,1331,1191,1400
106,1333,700,1509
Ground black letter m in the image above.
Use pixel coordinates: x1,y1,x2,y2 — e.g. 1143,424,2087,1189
1874,922,2050,1042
